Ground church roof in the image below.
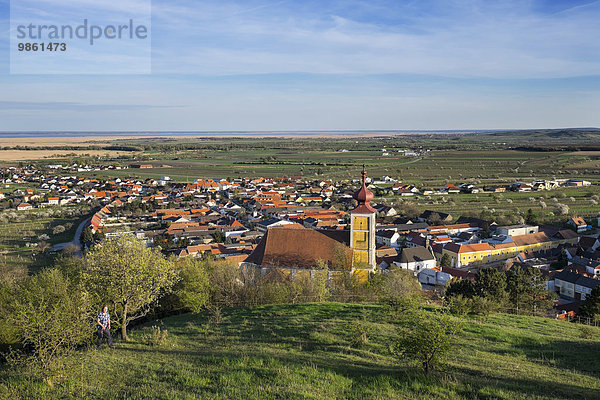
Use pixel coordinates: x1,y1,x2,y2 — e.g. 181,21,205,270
245,225,352,269
352,166,376,213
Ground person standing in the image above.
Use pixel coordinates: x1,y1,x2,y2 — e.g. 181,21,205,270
96,306,114,349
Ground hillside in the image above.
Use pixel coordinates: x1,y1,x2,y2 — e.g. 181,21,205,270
476,128,600,147
2,303,599,399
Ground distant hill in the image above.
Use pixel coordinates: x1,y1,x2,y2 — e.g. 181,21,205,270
481,128,600,140
2,303,599,399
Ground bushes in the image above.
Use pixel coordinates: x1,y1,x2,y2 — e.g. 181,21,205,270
3,269,91,368
446,295,470,317
176,258,210,313
393,308,461,374
374,268,422,308
142,325,169,346
445,295,498,317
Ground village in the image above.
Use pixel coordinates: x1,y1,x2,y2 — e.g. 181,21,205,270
0,163,598,320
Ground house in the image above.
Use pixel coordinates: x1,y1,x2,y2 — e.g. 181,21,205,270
17,202,33,211
418,210,452,224
568,217,588,233
511,182,533,192
256,218,295,233
578,236,599,252
375,230,401,247
444,184,460,194
375,204,397,218
485,186,506,193
570,256,600,276
393,246,436,274
442,243,491,268
554,270,600,300
552,229,580,246
47,197,60,205
496,225,538,237
417,268,451,286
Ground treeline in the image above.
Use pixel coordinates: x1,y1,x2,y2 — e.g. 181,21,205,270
443,267,554,316
515,145,600,152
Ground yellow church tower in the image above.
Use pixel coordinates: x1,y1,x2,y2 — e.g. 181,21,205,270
350,166,376,270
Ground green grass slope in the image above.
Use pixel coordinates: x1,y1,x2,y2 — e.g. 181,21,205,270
2,303,600,399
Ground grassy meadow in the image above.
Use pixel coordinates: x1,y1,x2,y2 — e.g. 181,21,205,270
2,303,599,399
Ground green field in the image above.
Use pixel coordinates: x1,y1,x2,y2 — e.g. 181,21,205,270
4,131,600,224
2,303,599,399
0,209,92,281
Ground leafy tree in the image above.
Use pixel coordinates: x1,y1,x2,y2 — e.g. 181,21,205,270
474,268,507,305
506,266,553,314
393,309,461,373
440,253,451,268
92,230,105,242
376,268,421,308
81,226,94,244
6,269,91,368
429,213,442,225
445,278,476,299
176,258,210,313
446,295,471,317
525,208,537,225
480,223,491,239
555,249,569,269
82,235,178,341
211,231,226,243
579,286,600,320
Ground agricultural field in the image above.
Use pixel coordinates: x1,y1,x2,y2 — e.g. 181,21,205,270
0,208,93,281
377,186,600,225
3,130,600,223
2,302,599,399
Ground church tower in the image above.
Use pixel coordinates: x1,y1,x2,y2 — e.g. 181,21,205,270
350,166,376,270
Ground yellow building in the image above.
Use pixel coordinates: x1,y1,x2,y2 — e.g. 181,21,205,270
443,231,563,268
443,243,492,268
350,167,377,270
512,232,556,253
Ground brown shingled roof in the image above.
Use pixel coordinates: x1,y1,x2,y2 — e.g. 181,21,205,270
511,232,552,247
245,226,352,269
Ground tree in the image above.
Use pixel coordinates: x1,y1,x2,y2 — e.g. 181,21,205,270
393,309,461,373
6,269,91,368
81,226,94,244
211,231,226,243
176,258,210,313
579,286,600,320
525,208,537,225
506,266,553,314
376,268,422,308
82,235,178,341
474,268,507,305
445,278,476,299
429,212,442,225
440,253,451,268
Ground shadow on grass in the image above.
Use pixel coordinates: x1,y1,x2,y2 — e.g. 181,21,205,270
451,364,600,400
119,343,600,400
484,337,600,378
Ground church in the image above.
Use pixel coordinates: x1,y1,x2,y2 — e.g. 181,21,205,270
244,167,377,277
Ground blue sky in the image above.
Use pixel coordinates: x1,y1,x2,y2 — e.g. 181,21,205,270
0,0,599,131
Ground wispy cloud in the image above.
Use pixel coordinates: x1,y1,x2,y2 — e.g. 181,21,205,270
149,0,600,78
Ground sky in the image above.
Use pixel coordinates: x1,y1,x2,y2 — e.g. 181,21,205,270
0,0,599,132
